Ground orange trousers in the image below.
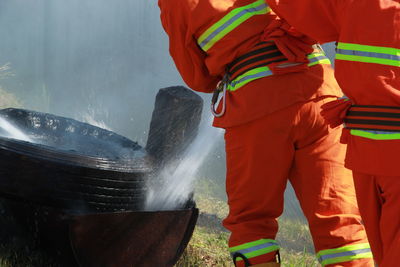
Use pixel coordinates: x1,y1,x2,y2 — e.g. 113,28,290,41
353,172,400,267
223,97,373,266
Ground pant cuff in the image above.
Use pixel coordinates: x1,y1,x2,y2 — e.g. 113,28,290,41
230,239,280,266
316,242,373,266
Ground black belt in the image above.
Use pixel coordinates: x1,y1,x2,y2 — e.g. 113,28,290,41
226,42,286,80
211,42,322,117
345,105,400,132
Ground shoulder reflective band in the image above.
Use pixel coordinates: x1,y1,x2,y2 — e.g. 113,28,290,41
317,243,372,266
350,129,400,140
229,239,279,262
336,42,400,67
227,53,330,91
197,0,270,52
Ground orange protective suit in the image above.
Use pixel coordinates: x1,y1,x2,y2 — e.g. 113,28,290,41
158,0,373,266
263,0,400,265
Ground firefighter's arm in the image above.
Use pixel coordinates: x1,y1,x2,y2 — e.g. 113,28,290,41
264,0,340,44
159,1,219,93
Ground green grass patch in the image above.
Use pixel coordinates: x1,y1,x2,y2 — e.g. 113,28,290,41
176,221,318,267
175,184,319,266
176,226,231,267
0,246,59,267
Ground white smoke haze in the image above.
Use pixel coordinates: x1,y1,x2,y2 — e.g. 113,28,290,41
0,1,337,216
0,0,180,144
0,63,13,81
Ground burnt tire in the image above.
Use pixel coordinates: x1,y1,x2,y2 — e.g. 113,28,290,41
0,146,148,212
0,108,153,213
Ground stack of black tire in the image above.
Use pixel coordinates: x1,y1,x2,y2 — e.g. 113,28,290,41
0,108,153,214
0,86,203,267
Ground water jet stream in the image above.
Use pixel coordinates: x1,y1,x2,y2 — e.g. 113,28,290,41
145,115,223,211
0,117,32,142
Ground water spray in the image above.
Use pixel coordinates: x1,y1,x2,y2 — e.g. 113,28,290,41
146,115,223,210
0,116,32,142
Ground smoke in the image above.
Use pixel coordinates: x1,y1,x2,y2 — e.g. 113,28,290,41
0,0,181,143
0,1,337,217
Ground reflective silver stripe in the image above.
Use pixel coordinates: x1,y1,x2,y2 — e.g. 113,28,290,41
199,4,267,49
309,55,328,63
318,248,372,262
227,53,329,91
350,129,400,140
228,69,273,90
198,0,269,51
359,130,400,134
230,242,277,256
336,49,400,61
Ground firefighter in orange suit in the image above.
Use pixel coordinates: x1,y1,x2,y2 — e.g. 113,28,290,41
158,0,373,266
262,0,400,266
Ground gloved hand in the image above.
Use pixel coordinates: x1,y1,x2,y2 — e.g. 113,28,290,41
261,19,316,63
320,97,353,128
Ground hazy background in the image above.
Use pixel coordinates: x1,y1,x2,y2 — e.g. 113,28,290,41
0,0,336,217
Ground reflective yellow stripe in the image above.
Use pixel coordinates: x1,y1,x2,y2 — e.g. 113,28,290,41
350,129,400,140
337,43,400,55
307,53,331,66
317,243,372,266
229,239,279,261
227,53,330,91
336,42,400,67
197,0,270,51
227,66,272,91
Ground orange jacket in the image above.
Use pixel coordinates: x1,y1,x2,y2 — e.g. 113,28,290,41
158,0,342,127
265,0,400,107
265,0,400,175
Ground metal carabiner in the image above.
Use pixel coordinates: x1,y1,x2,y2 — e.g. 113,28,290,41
211,75,229,117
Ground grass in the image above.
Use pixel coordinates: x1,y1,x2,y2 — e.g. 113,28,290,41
175,178,319,266
176,226,317,267
0,246,59,267
176,226,231,267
